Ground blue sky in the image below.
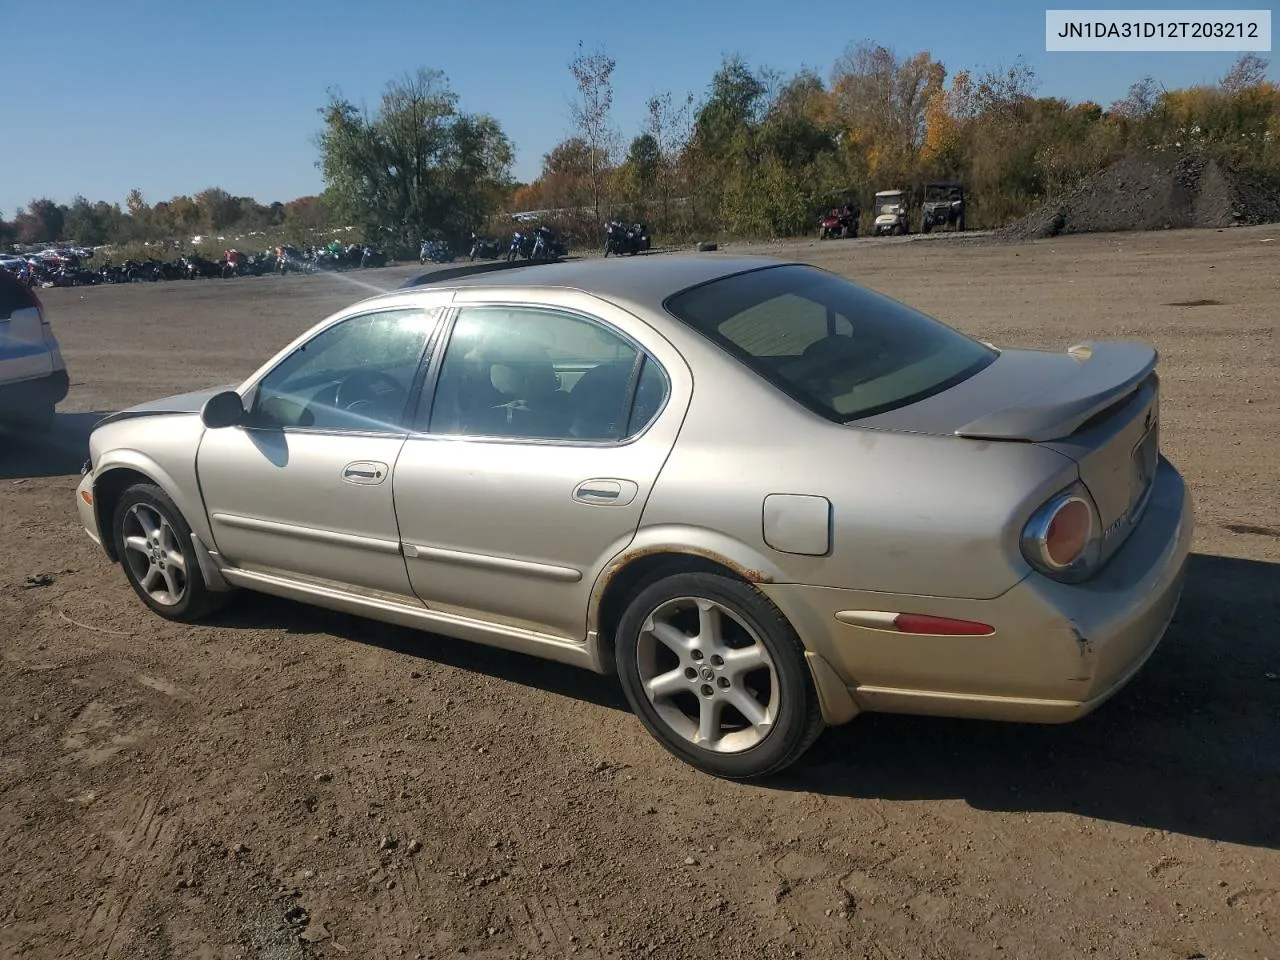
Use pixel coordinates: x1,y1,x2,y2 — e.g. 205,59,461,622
1,0,1274,215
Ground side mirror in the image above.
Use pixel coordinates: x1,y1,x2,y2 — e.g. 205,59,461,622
201,390,246,429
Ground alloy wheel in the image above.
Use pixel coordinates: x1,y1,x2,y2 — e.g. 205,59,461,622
635,596,779,753
120,503,188,606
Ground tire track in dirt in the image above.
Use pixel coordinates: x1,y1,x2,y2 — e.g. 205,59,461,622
508,888,605,959
86,788,182,958
327,757,407,960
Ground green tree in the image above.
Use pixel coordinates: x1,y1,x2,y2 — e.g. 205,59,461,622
14,199,65,244
625,134,660,189
317,68,514,250
166,196,202,237
194,187,241,232
685,56,772,230
63,196,103,245
125,188,150,240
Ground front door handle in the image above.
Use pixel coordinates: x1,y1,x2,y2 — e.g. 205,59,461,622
342,461,389,485
572,478,639,506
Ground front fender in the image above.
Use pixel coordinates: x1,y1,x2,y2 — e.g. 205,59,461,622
91,446,212,555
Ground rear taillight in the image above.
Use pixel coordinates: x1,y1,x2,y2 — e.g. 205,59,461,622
1020,482,1101,582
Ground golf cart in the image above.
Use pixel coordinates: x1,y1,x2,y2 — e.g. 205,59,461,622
921,181,966,232
872,190,909,236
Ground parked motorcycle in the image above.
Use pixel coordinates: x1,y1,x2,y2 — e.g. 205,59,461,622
506,229,533,261
603,220,651,256
360,246,388,268
419,238,453,264
468,233,501,260
529,224,567,262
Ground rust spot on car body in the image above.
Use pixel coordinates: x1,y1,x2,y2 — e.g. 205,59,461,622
614,543,774,584
588,544,775,629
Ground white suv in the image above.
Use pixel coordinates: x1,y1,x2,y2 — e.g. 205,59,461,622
0,270,68,432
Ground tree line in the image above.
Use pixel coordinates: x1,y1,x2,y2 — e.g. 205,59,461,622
3,48,1275,252
0,189,332,250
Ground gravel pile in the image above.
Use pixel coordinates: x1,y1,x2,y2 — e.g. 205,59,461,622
1000,148,1280,240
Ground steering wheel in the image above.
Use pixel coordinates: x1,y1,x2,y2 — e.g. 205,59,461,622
334,369,406,419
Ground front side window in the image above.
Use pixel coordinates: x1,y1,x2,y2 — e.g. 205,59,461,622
424,305,668,441
250,307,438,431
664,264,995,422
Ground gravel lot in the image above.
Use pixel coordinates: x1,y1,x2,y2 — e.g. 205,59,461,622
2,226,1278,960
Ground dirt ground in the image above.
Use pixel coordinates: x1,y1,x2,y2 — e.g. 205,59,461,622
2,226,1278,960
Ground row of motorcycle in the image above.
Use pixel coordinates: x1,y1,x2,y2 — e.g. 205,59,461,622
4,243,396,288
420,225,570,265
275,244,390,275
419,220,652,266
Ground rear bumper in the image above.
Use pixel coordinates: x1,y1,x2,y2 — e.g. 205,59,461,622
762,457,1193,725
0,367,69,414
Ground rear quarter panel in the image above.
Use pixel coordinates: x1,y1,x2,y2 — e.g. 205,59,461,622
638,345,1082,600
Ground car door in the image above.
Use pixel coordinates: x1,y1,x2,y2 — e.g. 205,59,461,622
392,297,687,641
197,305,442,598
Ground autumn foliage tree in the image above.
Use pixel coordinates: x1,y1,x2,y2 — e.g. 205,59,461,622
7,52,1278,253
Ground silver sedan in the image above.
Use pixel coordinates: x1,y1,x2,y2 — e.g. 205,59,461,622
76,256,1193,779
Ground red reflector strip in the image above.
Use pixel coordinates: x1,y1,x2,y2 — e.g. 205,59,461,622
833,609,995,636
892,613,994,636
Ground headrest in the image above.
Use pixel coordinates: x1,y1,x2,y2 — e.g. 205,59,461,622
490,360,559,400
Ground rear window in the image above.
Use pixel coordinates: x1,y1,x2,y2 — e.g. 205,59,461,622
0,269,38,321
664,264,995,422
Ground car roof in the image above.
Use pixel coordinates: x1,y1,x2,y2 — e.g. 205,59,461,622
388,254,797,310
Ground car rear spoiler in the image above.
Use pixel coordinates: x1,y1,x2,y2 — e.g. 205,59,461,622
955,341,1157,442
400,257,570,289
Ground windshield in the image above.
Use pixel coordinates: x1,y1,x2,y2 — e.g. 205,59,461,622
664,264,996,422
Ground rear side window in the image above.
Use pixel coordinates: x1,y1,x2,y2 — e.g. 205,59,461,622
423,305,667,442
664,264,995,422
0,270,38,321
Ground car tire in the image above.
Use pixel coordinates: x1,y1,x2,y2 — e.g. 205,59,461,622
614,571,824,780
111,482,226,623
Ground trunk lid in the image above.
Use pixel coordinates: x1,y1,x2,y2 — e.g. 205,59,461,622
857,341,1161,560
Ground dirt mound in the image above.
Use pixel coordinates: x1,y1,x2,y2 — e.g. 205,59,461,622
1001,149,1280,240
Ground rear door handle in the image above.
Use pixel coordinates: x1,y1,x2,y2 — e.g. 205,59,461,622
342,461,389,485
572,478,638,506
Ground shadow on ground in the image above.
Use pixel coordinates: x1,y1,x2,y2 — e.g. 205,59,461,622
213,592,630,714
782,552,1280,850
0,412,108,480
215,551,1279,848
